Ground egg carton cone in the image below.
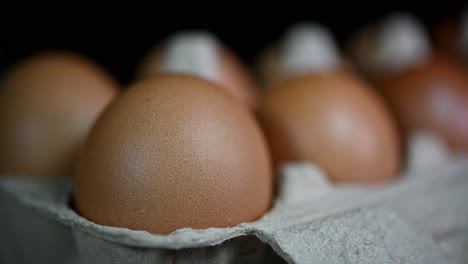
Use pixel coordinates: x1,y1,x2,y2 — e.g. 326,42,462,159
1,132,467,264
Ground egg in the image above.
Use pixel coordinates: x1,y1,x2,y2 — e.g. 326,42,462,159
0,51,118,178
259,73,400,183
350,13,468,152
74,74,272,234
136,31,258,110
257,23,401,183
378,55,468,152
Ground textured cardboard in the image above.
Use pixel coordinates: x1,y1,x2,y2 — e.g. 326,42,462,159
1,134,467,263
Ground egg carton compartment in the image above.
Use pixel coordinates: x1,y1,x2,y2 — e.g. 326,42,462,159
1,134,468,264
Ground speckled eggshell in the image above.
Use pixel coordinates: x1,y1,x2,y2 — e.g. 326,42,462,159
74,74,272,235
378,54,468,152
258,72,401,183
0,51,118,178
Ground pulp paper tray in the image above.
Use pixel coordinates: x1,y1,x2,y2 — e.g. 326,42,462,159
1,134,467,264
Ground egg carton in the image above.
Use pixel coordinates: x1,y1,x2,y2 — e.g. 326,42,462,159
1,133,468,264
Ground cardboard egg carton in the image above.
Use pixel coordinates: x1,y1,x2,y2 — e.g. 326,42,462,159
1,133,467,264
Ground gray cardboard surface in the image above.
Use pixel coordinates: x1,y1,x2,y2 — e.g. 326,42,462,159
1,134,468,263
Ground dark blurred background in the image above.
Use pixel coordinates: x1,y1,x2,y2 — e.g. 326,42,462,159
2,2,467,84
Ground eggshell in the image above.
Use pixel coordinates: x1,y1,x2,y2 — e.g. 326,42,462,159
378,55,468,152
0,51,118,178
136,31,258,110
74,74,272,234
257,72,401,183
350,14,468,152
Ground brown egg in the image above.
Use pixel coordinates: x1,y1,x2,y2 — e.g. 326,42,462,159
258,72,400,183
350,13,468,152
0,51,118,178
136,31,258,110
74,74,272,234
256,23,400,183
378,55,468,152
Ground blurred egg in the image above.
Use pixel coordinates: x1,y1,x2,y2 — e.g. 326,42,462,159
0,51,118,178
350,13,468,152
259,73,401,183
378,55,468,152
74,74,272,234
136,31,258,110
257,23,401,183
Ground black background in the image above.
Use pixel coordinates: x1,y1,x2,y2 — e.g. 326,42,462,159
2,2,467,85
